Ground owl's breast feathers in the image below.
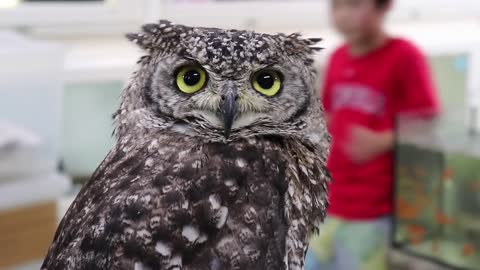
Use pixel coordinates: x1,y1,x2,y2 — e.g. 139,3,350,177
41,134,329,270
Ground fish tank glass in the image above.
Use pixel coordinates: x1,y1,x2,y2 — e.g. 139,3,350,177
393,54,480,270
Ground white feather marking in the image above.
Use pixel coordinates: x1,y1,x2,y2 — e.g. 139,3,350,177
191,110,223,128
145,158,154,167
162,185,173,193
127,195,139,205
231,113,267,129
155,241,171,256
197,233,208,244
124,228,134,237
291,219,299,228
134,262,151,270
216,237,233,249
182,225,200,242
235,158,246,168
192,160,202,169
177,149,191,159
113,194,124,204
182,200,189,209
224,179,235,187
141,195,152,204
209,194,221,210
288,185,295,197
137,229,151,241
299,165,309,176
304,194,312,205
216,207,229,228
299,218,306,226
168,254,183,268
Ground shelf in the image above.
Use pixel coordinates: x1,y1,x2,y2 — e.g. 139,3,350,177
160,1,329,32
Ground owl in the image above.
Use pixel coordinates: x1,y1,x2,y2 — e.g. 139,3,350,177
42,20,331,270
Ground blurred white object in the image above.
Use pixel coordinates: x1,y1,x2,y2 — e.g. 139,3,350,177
0,120,42,150
0,31,64,162
0,173,71,213
0,120,55,180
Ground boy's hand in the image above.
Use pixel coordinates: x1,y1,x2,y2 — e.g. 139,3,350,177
343,125,394,164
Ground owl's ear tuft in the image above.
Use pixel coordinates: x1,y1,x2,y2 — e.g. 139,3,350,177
126,20,181,52
305,38,323,45
126,32,154,51
142,23,161,34
305,38,324,52
283,33,324,55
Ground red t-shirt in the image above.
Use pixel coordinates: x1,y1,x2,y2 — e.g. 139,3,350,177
322,38,440,220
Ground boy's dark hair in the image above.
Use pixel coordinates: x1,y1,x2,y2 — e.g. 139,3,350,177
376,0,391,7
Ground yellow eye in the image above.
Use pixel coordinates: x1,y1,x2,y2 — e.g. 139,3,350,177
252,69,282,97
176,65,207,94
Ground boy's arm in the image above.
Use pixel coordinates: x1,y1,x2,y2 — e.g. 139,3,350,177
344,126,394,164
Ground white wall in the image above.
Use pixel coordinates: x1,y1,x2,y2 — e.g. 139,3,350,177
2,0,480,176
1,0,480,36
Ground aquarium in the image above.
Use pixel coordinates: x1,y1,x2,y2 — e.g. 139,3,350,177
393,54,480,270
394,121,480,270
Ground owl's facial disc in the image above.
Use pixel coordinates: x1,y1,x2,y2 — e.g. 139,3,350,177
149,56,311,139
165,63,276,137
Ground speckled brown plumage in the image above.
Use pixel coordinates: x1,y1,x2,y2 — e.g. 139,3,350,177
42,20,331,270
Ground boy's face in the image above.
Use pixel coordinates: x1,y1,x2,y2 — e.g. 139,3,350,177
331,0,389,43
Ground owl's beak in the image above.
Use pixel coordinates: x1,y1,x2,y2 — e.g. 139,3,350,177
221,90,238,139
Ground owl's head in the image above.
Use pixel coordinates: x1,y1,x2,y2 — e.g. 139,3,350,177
116,20,324,142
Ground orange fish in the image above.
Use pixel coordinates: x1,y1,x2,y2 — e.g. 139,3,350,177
461,243,475,257
407,225,426,236
407,225,426,245
435,211,454,225
397,198,422,220
442,168,454,181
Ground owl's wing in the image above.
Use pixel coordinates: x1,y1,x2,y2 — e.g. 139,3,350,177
42,135,183,269
282,138,330,270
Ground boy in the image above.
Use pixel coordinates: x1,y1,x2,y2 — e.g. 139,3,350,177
306,0,440,269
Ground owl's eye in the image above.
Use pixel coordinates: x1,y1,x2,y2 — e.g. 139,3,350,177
252,69,282,97
176,65,208,94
